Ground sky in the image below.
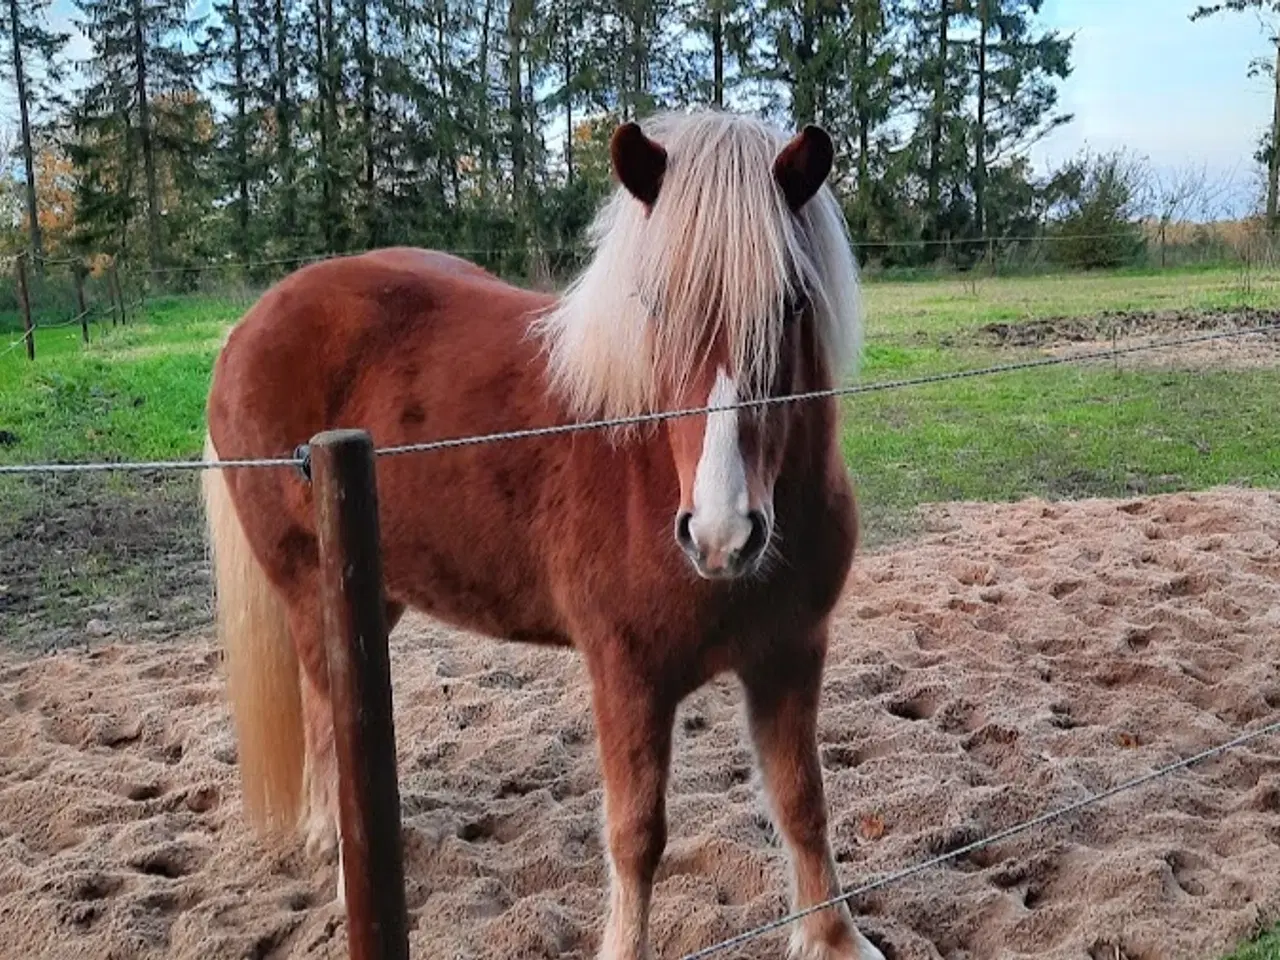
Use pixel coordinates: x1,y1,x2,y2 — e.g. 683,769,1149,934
29,0,1280,220
1029,0,1276,218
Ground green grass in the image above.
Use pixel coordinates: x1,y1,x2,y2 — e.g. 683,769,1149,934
843,364,1280,524
2,264,1277,555
0,296,240,463
1226,930,1280,960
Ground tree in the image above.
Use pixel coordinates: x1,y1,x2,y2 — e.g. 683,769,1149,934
1192,1,1280,231
761,0,849,127
70,0,205,264
203,0,274,259
924,0,953,236
30,0,1077,274
966,0,1072,239
271,0,301,246
844,0,901,237
0,0,67,265
680,0,757,108
1046,149,1147,269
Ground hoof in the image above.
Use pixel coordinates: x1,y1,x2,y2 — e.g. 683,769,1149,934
334,847,347,909
302,809,338,862
788,927,885,960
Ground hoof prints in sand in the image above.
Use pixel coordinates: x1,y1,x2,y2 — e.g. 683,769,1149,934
2,488,1280,958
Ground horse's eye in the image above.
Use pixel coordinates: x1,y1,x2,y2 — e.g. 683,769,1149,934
787,292,810,322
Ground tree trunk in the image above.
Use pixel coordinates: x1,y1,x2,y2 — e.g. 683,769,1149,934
507,0,526,213
927,0,950,239
8,0,43,267
855,6,870,233
793,1,817,126
562,4,574,183
974,0,988,239
232,0,249,253
712,0,724,108
131,0,162,264
1269,39,1280,233
357,0,375,246
274,0,297,242
479,0,494,195
324,0,338,246
313,0,333,252
435,4,460,207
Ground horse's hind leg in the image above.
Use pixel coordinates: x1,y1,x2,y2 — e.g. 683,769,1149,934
741,638,884,960
295,599,404,906
586,648,676,960
289,604,341,864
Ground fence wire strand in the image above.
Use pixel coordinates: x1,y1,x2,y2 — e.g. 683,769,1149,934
2,321,1278,476
680,716,1280,960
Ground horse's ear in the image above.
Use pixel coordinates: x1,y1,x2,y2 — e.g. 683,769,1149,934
610,122,667,208
773,124,834,212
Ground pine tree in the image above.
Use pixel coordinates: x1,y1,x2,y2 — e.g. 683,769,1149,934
0,0,67,264
845,0,901,239
70,0,205,264
203,0,274,258
680,0,757,108
964,0,1071,239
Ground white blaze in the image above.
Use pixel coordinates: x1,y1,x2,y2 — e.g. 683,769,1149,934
689,369,752,562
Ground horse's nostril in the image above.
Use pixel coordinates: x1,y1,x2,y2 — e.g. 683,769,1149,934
675,511,695,552
743,510,769,560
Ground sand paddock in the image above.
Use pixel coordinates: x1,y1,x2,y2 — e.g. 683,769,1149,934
2,488,1280,959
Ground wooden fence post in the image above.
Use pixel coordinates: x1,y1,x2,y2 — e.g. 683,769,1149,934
16,252,34,361
309,429,410,960
74,263,89,345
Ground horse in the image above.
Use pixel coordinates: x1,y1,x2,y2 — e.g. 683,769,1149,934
201,108,881,960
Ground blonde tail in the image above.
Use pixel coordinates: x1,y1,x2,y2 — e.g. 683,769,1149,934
202,433,305,833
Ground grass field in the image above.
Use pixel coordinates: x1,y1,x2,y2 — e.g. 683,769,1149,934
1227,931,1280,960
2,264,1277,463
2,264,1280,954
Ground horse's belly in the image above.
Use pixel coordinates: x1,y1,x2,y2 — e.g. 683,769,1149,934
382,535,568,648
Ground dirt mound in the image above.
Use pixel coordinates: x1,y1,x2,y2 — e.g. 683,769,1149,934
978,309,1280,372
2,488,1280,959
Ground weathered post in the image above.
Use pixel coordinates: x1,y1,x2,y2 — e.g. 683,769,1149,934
16,251,34,361
74,263,89,344
308,429,410,960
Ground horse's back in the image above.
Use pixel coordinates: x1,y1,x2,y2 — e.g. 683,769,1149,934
361,247,498,282
206,247,567,637
208,248,547,453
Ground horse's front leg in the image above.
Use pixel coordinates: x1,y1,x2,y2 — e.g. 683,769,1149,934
741,637,884,960
587,647,677,960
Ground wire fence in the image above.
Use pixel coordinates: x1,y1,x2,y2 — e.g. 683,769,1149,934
2,320,1278,477
1,222,1278,336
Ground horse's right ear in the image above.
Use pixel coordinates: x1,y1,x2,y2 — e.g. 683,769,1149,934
610,122,667,208
773,125,834,212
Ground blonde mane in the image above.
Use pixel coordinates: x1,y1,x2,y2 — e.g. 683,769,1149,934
532,109,862,420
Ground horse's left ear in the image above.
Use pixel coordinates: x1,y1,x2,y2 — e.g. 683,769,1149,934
773,125,834,212
611,122,668,208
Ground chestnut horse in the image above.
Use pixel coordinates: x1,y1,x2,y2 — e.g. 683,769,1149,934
202,109,881,960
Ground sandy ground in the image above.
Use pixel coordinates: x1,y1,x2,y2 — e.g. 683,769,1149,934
2,488,1280,960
